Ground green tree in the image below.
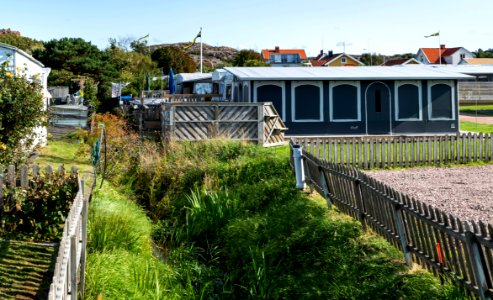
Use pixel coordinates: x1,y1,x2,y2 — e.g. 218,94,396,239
233,49,265,66
0,61,45,164
34,38,121,109
151,46,196,74
0,31,44,54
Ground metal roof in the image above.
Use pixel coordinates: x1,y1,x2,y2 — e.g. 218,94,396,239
0,42,45,68
175,72,212,83
427,65,493,75
224,66,473,80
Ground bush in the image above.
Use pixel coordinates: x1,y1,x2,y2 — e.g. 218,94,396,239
1,170,78,241
0,60,46,165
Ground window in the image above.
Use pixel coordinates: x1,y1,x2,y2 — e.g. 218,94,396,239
460,53,466,59
329,81,361,122
395,81,422,121
374,89,381,112
291,81,323,122
254,81,286,121
341,57,347,64
427,81,455,120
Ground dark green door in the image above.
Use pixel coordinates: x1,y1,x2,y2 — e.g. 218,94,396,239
366,82,391,134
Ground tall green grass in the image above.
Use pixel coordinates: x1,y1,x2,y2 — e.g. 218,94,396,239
121,140,465,299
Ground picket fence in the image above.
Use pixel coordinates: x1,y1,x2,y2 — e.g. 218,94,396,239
0,165,89,300
291,144,493,299
292,132,493,169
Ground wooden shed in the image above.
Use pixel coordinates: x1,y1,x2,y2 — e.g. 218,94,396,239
224,66,472,136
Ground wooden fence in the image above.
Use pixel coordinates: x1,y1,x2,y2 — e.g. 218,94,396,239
291,145,493,299
292,133,493,169
0,164,90,300
459,82,493,105
161,102,287,147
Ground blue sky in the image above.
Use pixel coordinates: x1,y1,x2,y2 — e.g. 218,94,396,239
1,0,492,56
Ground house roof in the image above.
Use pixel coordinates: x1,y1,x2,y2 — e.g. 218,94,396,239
461,58,493,65
382,58,421,66
0,42,44,67
419,47,462,64
261,48,307,60
224,66,472,81
428,65,493,76
310,53,364,67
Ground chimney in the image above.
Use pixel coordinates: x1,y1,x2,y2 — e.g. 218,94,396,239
440,44,446,49
328,50,333,57
274,46,280,52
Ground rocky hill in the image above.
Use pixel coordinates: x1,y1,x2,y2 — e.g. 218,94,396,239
150,42,239,69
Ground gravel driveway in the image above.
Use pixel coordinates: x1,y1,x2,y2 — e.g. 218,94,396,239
364,165,493,224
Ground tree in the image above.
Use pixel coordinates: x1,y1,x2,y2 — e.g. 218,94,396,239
233,50,266,66
151,46,196,74
0,31,44,54
0,61,45,164
34,38,121,109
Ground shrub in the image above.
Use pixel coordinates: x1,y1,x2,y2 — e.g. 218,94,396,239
1,170,78,241
0,60,46,165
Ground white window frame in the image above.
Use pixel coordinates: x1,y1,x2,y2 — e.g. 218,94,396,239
242,81,250,102
291,81,323,122
341,57,347,64
427,80,455,121
253,81,286,121
394,81,422,121
329,81,361,122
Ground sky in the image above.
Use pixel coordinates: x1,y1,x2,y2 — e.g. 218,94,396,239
1,0,492,57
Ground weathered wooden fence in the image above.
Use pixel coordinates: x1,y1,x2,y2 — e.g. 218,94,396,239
292,133,493,169
291,145,493,299
459,82,493,105
0,165,89,300
161,102,287,147
48,174,88,300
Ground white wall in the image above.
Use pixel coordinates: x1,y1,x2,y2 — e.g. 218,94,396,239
0,45,50,147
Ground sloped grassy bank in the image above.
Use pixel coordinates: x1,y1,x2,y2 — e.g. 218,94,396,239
83,139,463,299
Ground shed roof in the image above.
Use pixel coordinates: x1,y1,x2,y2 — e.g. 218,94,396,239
429,65,493,75
175,72,212,83
224,66,472,80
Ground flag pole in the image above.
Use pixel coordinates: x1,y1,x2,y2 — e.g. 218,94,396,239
438,31,441,65
200,27,203,73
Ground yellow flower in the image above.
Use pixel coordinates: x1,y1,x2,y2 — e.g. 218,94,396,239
0,142,6,151
6,72,13,78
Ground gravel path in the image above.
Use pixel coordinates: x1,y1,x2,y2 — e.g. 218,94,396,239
460,113,493,124
364,165,493,224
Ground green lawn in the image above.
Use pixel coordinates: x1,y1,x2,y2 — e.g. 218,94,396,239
36,139,92,174
459,104,493,116
460,121,493,133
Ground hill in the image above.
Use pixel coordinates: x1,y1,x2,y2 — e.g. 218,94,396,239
150,42,239,69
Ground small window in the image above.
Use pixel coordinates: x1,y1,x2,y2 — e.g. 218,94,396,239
460,53,466,59
375,89,381,113
341,57,347,64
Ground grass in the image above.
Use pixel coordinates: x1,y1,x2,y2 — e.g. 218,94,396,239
459,104,493,115
0,139,91,300
123,140,465,299
460,121,493,133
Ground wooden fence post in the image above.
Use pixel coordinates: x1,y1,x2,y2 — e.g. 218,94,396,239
393,202,413,266
258,104,265,146
352,178,366,230
464,227,490,300
20,165,28,188
318,166,332,209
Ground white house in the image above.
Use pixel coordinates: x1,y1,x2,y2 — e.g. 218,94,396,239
0,42,51,146
417,45,474,65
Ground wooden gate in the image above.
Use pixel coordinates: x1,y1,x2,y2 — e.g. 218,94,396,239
161,102,287,147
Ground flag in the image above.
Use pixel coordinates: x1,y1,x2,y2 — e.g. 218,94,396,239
183,29,202,49
111,82,123,98
137,34,149,41
425,32,439,38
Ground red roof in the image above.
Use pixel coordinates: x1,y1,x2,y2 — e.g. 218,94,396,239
420,47,461,64
261,48,307,60
309,59,329,66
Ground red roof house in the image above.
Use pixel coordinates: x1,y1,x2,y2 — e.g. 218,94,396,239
261,46,308,66
416,45,474,65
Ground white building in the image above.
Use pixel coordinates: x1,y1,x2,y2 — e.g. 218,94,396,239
0,42,51,146
417,45,474,65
